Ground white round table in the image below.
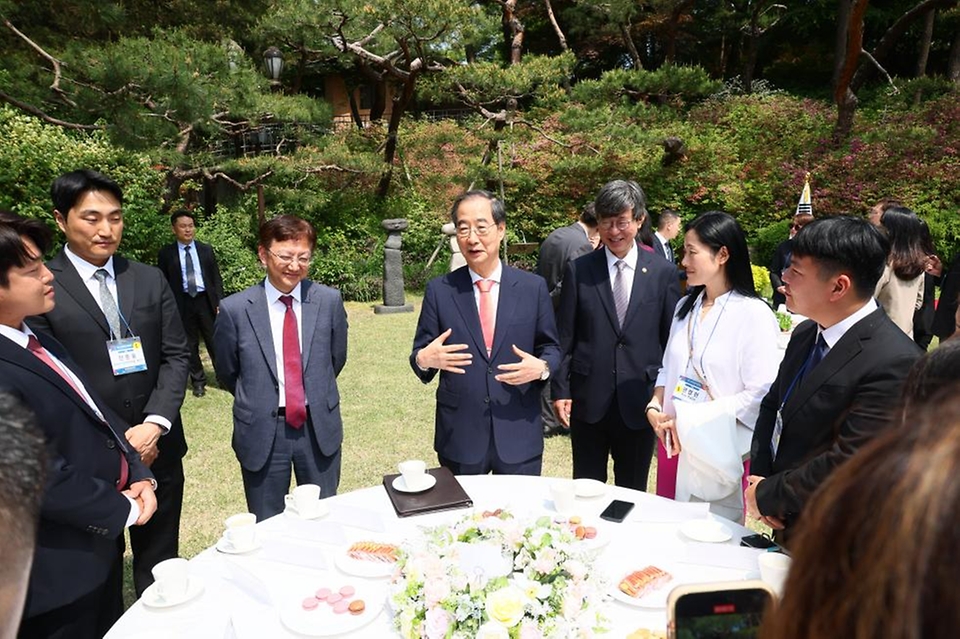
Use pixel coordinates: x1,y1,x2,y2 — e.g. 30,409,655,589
105,475,768,638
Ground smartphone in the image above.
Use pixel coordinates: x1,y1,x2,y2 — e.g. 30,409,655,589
599,499,634,523
667,580,775,639
739,533,780,551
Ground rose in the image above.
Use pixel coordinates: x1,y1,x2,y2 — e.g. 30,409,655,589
424,607,451,639
424,577,451,607
476,621,510,639
485,585,526,628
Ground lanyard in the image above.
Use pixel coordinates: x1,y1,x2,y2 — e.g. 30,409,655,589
685,291,729,394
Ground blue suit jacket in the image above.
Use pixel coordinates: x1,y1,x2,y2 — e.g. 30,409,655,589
552,247,681,427
213,279,348,472
410,265,561,465
0,332,152,618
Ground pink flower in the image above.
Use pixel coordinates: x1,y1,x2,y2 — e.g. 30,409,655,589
424,607,451,639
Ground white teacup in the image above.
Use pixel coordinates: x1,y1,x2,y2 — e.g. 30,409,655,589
398,459,428,490
290,483,321,517
758,552,792,595
224,512,257,549
152,557,189,600
550,480,577,516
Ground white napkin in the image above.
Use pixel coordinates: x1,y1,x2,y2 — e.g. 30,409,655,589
675,398,742,502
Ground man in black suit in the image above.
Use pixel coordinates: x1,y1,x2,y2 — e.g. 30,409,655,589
157,210,223,397
652,208,680,263
0,212,155,638
27,170,188,599
553,180,681,490
747,216,922,542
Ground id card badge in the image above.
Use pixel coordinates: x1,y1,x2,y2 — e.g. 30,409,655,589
672,374,708,403
107,337,148,376
770,409,784,458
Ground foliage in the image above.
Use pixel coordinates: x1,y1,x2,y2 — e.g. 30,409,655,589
571,66,722,106
774,310,794,332
751,220,792,272
195,198,263,295
751,264,773,301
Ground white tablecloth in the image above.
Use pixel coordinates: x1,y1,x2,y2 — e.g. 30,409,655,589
105,475,767,638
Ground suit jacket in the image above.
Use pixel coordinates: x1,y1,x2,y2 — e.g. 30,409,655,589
27,251,190,468
157,240,224,315
552,247,681,426
213,279,348,472
750,308,922,528
536,223,594,309
932,254,960,340
0,332,152,617
410,265,561,465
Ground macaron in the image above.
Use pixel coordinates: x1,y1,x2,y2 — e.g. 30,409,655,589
332,599,350,614
301,597,319,611
315,587,332,601
339,585,355,598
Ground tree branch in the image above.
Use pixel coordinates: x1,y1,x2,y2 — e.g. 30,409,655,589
2,18,76,106
860,49,899,93
0,89,101,130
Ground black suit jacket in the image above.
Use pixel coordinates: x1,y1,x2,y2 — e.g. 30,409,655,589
27,251,190,467
750,308,921,528
157,240,224,315
552,247,681,426
0,332,152,617
536,223,594,310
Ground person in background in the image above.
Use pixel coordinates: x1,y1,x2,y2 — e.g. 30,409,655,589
157,210,224,398
652,209,681,264
27,170,188,600
411,191,560,476
769,212,814,310
874,206,926,338
1,211,156,638
760,383,960,639
553,179,681,490
912,219,937,349
646,212,779,522
536,202,599,438
746,217,921,544
0,393,46,639
867,196,902,226
214,215,348,520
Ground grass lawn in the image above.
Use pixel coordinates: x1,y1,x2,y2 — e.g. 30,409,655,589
120,293,661,602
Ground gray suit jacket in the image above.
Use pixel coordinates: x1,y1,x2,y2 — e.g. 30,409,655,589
212,279,348,472
536,222,594,309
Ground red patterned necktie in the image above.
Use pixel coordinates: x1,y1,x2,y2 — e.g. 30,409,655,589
27,335,128,490
279,295,307,428
476,279,495,356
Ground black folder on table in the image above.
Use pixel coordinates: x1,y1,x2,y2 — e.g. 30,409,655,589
382,466,473,518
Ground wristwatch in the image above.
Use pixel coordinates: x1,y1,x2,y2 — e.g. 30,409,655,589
539,360,550,381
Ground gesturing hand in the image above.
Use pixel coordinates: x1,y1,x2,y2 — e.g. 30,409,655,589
495,344,546,386
416,328,472,373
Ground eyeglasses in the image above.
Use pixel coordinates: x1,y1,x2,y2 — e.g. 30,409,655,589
456,225,496,238
598,218,636,232
267,248,312,267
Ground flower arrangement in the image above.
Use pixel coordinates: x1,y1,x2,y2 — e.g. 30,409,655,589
390,509,609,638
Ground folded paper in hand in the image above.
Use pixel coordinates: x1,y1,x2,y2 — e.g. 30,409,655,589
675,398,742,502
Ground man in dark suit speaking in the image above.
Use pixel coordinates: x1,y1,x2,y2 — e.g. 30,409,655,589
411,191,561,476
552,180,681,490
0,212,155,638
746,216,922,542
157,210,224,398
27,170,189,599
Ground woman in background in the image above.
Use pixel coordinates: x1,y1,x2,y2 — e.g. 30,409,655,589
646,211,779,522
875,206,926,338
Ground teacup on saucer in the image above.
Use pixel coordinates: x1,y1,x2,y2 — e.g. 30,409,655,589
283,494,328,519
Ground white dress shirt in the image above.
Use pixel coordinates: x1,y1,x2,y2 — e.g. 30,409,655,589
264,278,305,408
604,244,638,302
468,260,503,323
177,241,207,293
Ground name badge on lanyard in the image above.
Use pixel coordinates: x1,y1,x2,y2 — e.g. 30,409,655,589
673,374,708,403
107,336,148,376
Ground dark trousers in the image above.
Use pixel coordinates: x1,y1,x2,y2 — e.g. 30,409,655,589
179,292,217,386
439,433,542,476
570,399,655,491
18,552,123,639
129,456,185,597
540,383,562,433
241,410,341,521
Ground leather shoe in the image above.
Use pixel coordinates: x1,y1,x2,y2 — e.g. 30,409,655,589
192,384,206,398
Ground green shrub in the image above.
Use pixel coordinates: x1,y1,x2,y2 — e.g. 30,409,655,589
751,220,792,270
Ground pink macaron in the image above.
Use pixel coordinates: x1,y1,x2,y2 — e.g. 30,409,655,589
301,597,319,611
314,587,332,601
339,585,355,598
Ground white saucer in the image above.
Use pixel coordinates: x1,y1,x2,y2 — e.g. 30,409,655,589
142,576,204,609
573,478,607,498
679,519,733,543
335,550,396,578
391,474,436,493
284,495,330,520
215,536,262,555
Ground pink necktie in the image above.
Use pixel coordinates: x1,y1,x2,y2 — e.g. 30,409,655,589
28,335,128,490
279,296,307,428
476,279,495,356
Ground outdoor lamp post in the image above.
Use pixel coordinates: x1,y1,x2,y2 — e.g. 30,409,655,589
262,46,284,89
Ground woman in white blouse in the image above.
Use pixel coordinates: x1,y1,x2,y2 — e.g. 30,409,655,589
646,211,780,522
875,206,926,338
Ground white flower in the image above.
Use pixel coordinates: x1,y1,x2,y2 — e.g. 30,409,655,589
424,607,451,639
564,558,588,581
476,621,510,639
519,620,545,639
485,585,526,628
423,577,451,607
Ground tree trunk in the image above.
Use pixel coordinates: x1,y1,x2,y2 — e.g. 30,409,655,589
376,74,417,199
950,26,960,81
832,0,870,143
913,9,935,105
741,29,760,92
833,0,855,88
544,0,568,51
501,0,524,65
664,0,694,65
620,22,643,69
